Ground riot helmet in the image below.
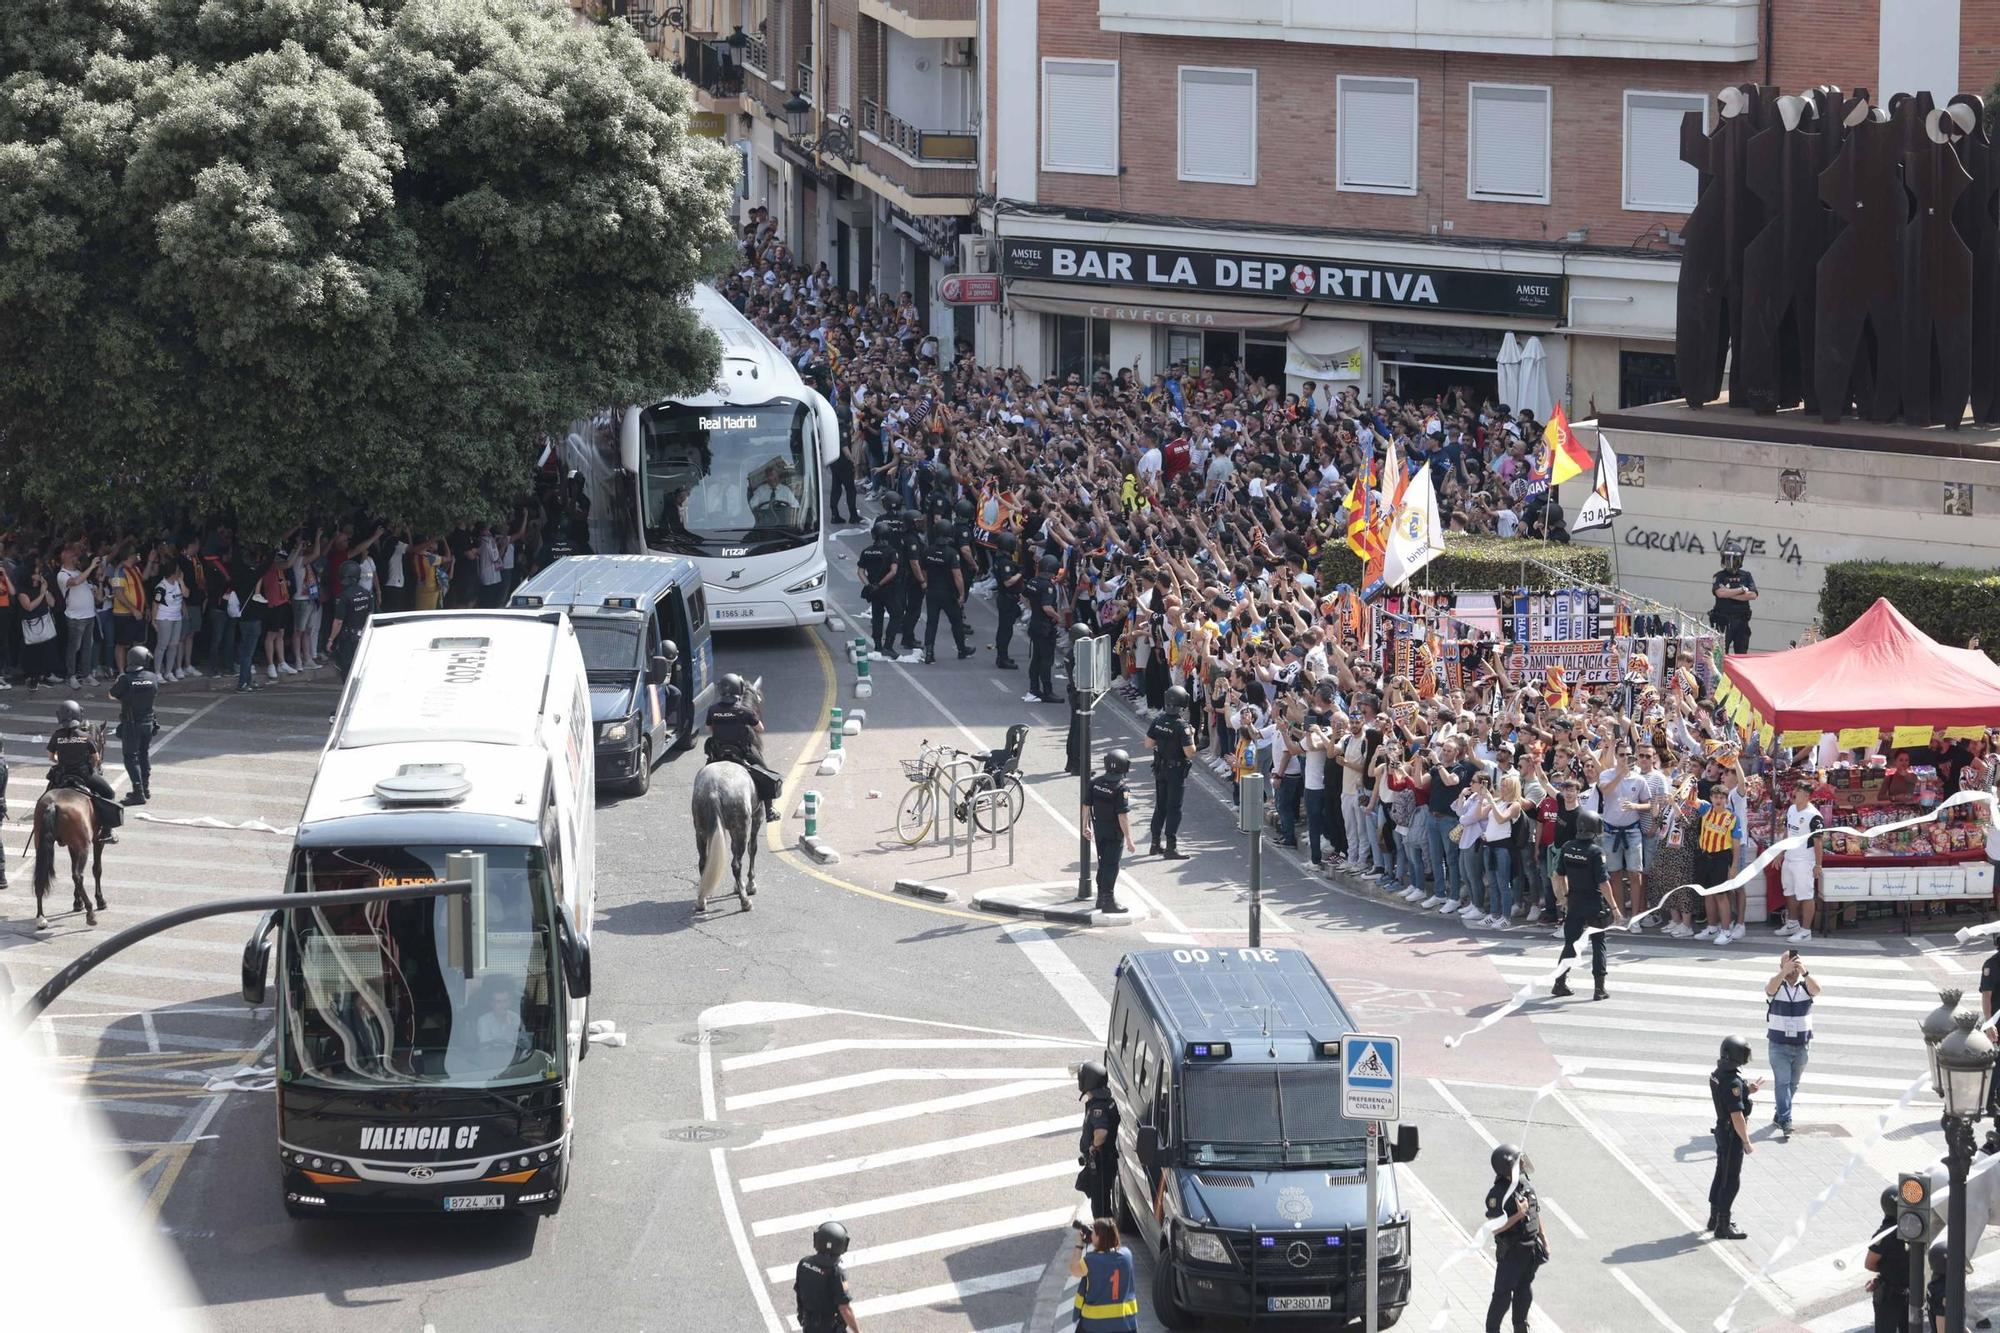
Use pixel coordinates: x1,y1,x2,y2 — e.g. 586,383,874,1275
1040,555,1060,575
1491,1144,1528,1177
340,560,361,586
126,645,154,672
1721,542,1745,573
1103,749,1132,777
812,1220,851,1256
996,531,1017,554
871,520,892,543
55,700,84,730
718,673,746,704
955,498,975,520
1573,810,1604,842
1077,1060,1109,1095
1164,686,1191,715
1718,1034,1753,1069
1881,1186,1900,1223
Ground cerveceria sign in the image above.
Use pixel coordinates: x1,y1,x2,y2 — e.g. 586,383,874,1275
1001,238,1564,319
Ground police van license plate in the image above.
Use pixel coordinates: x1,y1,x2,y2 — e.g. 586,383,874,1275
442,1194,505,1212
1268,1296,1332,1313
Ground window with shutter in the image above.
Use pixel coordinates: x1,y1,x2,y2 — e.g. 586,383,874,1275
834,26,852,116
1623,91,1705,212
1042,59,1119,176
1468,84,1551,203
1178,67,1256,186
1337,76,1418,194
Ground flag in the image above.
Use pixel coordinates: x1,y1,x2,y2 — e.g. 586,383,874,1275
1344,460,1385,562
1545,665,1569,711
1543,405,1592,487
1574,433,1624,533
1382,463,1445,589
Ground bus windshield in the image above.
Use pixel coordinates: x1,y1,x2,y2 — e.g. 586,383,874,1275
280,845,562,1091
639,400,821,554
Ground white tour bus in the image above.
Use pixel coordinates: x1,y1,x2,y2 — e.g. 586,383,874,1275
242,610,598,1217
568,283,836,628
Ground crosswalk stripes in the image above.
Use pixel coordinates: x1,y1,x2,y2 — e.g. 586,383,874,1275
1487,936,1936,1110
701,1001,1096,1332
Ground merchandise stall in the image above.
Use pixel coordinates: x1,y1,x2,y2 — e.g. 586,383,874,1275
1716,599,2000,925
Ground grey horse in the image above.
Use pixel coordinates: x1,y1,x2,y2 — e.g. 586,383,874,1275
691,676,763,914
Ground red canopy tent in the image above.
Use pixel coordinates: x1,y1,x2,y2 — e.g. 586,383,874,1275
1720,597,2000,734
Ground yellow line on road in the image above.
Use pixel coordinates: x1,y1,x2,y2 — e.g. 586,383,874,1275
763,626,992,923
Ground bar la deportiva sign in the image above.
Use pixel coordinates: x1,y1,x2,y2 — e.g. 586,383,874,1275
1001,237,1563,318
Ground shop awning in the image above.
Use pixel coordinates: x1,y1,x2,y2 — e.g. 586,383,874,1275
1003,280,1307,332
1719,598,2000,735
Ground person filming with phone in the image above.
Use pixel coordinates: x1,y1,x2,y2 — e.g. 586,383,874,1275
1762,948,1818,1140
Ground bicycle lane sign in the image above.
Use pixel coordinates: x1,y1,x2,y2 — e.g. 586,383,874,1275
1340,1033,1400,1121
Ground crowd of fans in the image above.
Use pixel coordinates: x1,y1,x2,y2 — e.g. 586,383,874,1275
723,209,2000,947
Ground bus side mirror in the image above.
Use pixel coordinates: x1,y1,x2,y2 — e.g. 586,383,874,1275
556,903,592,1000
648,655,670,686
241,910,278,1006
1392,1125,1420,1163
1136,1125,1160,1172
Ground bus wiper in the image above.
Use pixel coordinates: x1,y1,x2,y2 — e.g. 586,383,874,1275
645,532,706,555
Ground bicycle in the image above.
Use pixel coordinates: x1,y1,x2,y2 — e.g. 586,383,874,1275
896,741,977,845
955,765,1024,836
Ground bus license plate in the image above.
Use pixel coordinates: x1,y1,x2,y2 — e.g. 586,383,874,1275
712,607,757,620
443,1194,506,1212
1268,1296,1332,1313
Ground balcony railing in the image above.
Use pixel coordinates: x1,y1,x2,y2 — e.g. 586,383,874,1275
739,32,770,73
676,37,744,99
861,99,975,162
878,0,977,22
796,61,814,101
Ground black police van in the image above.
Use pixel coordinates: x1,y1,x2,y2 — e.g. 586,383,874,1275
511,554,714,796
1106,947,1420,1327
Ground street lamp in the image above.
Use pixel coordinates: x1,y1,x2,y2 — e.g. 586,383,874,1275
783,93,810,139
726,24,748,50
1933,1007,1996,1333
1922,986,1962,1097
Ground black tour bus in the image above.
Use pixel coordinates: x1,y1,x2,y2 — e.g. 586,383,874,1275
1105,947,1420,1326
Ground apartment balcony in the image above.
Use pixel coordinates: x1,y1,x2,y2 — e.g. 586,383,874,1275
676,35,746,112
1097,0,1759,62
860,0,977,40
853,99,975,214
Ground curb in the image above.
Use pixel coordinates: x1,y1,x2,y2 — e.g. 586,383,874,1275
971,890,1151,927
799,835,842,866
892,879,957,904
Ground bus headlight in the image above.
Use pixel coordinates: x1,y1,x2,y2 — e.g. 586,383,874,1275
785,571,826,594
1177,1228,1232,1266
600,721,631,744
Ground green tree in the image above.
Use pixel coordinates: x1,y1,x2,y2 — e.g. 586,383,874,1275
0,0,737,533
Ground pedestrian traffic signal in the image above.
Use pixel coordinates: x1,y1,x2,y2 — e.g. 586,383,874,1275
1897,1172,1935,1242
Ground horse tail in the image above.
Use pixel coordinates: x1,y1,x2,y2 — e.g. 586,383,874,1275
33,800,57,895
696,822,728,903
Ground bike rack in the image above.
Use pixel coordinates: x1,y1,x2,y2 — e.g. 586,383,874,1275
960,787,1017,874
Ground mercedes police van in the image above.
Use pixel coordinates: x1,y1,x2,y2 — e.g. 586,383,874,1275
511,553,714,795
1105,947,1420,1327
242,610,597,1218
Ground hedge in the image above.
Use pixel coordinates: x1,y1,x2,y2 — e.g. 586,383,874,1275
1819,561,2000,655
1318,533,1610,592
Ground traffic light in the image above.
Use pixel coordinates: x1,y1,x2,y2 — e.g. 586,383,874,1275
1898,1172,1935,1333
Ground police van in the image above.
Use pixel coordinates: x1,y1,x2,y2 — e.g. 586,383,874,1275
243,610,597,1216
1105,947,1420,1327
511,554,714,796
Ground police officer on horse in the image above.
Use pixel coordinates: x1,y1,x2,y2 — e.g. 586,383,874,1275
46,701,120,843
794,1221,861,1332
705,673,783,824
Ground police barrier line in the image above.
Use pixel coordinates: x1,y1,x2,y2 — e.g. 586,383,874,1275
131,813,297,836
1442,788,2000,1052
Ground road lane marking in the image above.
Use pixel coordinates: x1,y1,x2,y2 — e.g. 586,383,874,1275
724,1066,1077,1111
785,1264,1046,1327
1003,924,1110,1040
735,1080,1071,1151
1486,967,1932,1012
749,1160,1076,1236
1496,956,1941,993
1517,1009,1935,1046
695,1012,785,1333
1559,1056,1915,1092
736,1117,1075,1193
762,1207,1074,1281
723,1037,1087,1072
1611,1268,1691,1333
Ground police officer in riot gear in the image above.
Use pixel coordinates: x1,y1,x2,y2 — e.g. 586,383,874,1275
858,521,901,655
991,532,1025,669
894,505,926,652
705,673,783,824
1865,1186,1908,1331
1145,686,1195,858
1551,810,1617,1000
1706,1034,1760,1239
1025,556,1061,703
1709,542,1758,655
951,498,980,584
109,645,161,806
1081,749,1135,913
1076,1061,1120,1222
919,518,972,664
793,1221,860,1332
326,560,375,676
1485,1144,1548,1333
47,701,120,843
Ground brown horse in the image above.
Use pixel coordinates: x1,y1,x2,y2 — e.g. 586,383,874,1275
30,725,110,930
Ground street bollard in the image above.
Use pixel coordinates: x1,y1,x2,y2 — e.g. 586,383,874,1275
854,644,873,698
804,790,820,838
828,706,844,752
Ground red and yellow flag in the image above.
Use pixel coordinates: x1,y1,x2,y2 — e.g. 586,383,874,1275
1344,461,1384,562
1543,405,1592,487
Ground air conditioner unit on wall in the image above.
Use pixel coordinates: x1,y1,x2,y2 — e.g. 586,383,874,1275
943,38,974,68
959,235,995,274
